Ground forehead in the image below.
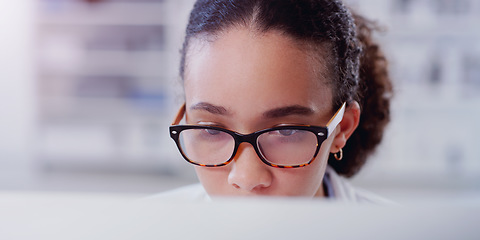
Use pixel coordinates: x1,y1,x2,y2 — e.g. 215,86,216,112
184,28,333,116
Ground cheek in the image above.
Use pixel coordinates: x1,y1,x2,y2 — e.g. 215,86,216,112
272,162,327,196
194,166,231,194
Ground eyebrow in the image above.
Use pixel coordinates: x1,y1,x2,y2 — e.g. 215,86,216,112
190,102,314,118
190,102,230,115
263,105,314,118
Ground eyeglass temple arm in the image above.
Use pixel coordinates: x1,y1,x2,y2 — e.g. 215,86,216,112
326,102,346,137
172,103,186,125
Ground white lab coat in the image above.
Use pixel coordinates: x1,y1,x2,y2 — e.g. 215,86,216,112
150,166,391,204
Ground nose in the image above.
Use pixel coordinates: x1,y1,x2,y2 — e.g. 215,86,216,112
227,143,273,192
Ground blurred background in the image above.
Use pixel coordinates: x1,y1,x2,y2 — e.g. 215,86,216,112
0,0,479,201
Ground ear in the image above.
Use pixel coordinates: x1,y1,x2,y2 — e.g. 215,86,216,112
330,101,360,153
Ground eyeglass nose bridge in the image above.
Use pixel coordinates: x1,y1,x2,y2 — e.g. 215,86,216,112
228,131,270,165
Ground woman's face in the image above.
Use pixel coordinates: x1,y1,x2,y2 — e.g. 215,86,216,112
183,27,339,197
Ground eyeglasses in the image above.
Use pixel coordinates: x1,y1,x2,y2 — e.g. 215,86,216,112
169,103,346,168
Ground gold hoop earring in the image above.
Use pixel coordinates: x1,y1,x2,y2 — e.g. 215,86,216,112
334,148,343,161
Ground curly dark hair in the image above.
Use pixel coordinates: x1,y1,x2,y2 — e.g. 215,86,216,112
179,0,393,177
328,13,393,177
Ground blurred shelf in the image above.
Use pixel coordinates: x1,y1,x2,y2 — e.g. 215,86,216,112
35,0,190,174
38,96,172,121
38,2,172,26
39,50,173,77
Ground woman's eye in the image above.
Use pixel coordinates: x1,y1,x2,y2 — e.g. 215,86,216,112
277,129,297,136
205,128,221,135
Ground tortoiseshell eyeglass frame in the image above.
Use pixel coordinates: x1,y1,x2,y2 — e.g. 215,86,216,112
169,102,346,168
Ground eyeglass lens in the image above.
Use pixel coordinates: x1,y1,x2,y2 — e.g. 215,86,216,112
179,128,235,165
178,128,318,166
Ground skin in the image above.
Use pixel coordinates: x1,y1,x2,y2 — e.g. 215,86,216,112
183,27,360,197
